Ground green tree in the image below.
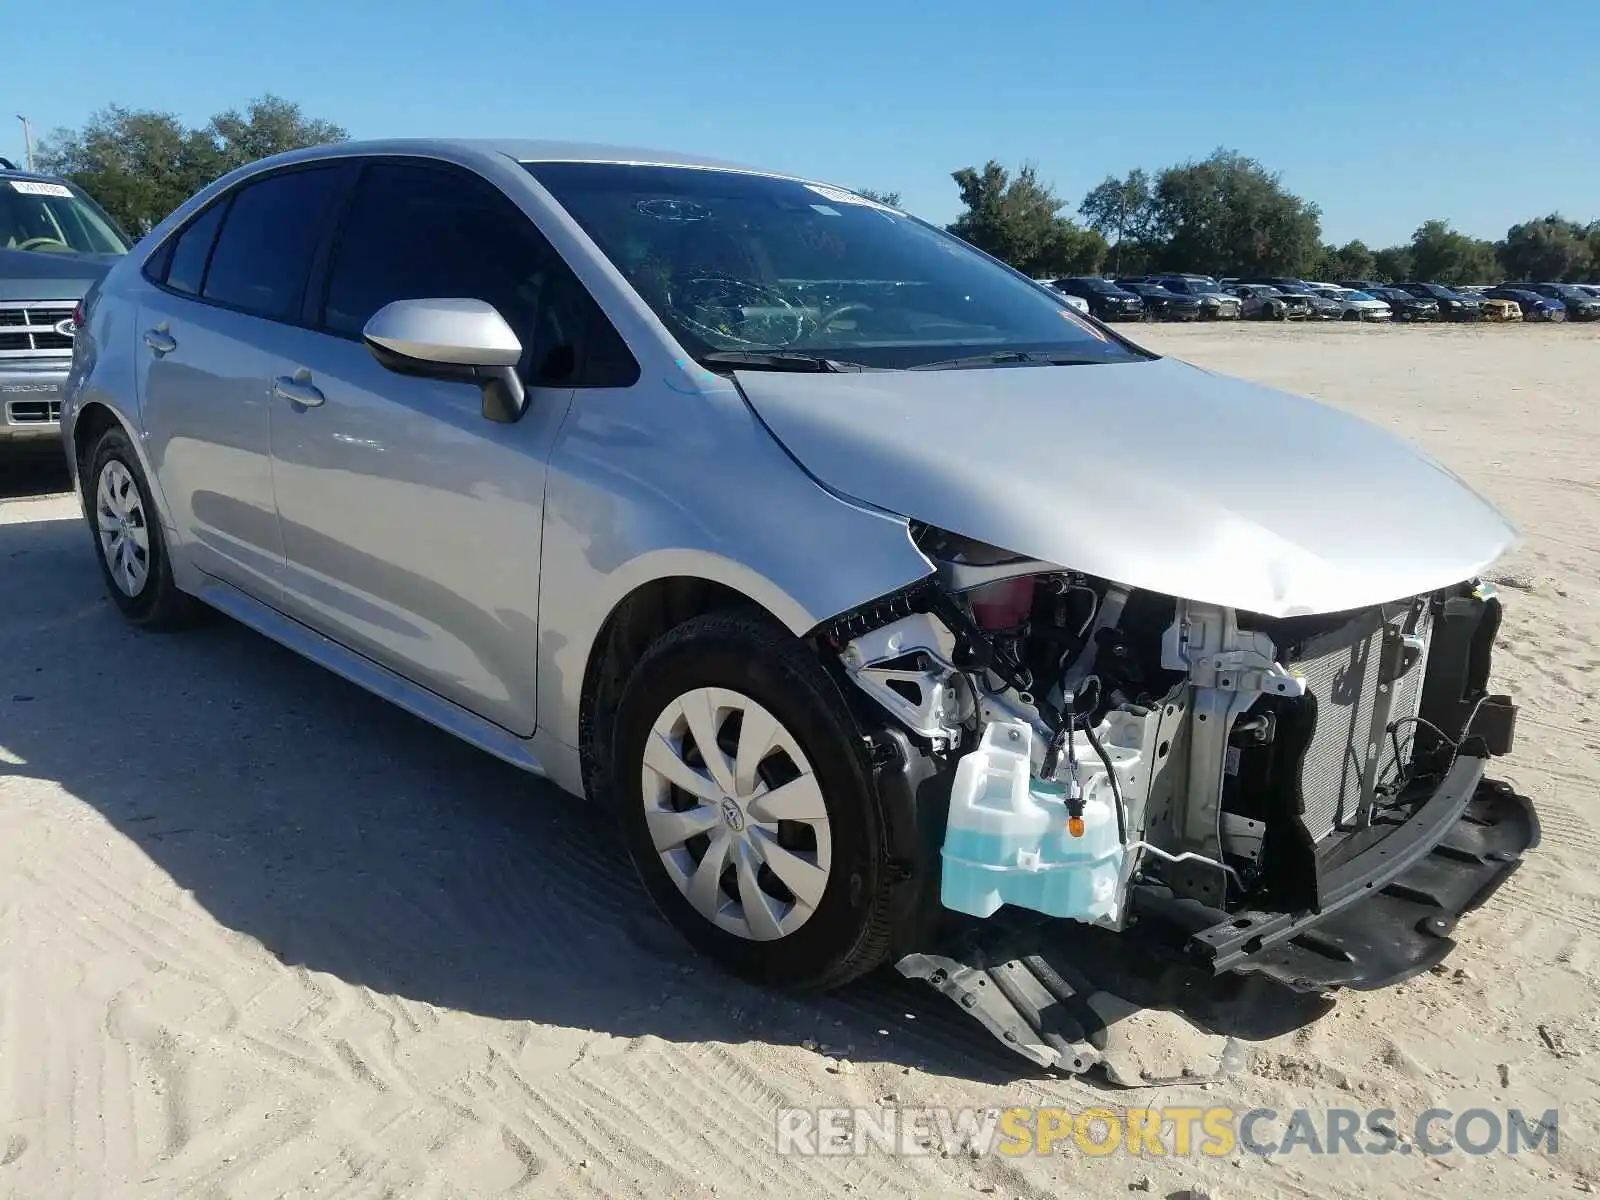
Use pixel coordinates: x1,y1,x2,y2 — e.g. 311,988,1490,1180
1371,245,1415,283
1078,169,1155,274
1314,239,1377,281
206,95,347,173
947,160,1105,276
1147,149,1322,276
38,94,347,235
1497,214,1592,282
854,188,903,207
1408,220,1499,285
36,108,221,236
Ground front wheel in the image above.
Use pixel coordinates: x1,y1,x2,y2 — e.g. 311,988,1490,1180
612,611,897,989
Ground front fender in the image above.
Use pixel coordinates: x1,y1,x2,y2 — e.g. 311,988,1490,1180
534,382,935,749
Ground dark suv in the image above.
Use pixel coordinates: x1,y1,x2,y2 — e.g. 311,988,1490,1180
0,157,130,449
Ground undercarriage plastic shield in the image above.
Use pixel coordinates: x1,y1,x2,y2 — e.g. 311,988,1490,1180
895,774,1537,1073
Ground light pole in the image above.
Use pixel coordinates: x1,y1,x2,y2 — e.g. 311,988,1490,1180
16,115,34,171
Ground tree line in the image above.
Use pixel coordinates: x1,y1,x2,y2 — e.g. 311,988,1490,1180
912,149,1599,285
35,101,1598,285
37,96,349,236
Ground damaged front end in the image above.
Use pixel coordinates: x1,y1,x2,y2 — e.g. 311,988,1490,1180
821,525,1538,1072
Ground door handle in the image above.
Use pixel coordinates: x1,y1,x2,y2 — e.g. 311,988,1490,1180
142,329,176,355
273,375,325,409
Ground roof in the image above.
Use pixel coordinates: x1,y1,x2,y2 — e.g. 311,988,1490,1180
287,137,773,174
0,164,69,185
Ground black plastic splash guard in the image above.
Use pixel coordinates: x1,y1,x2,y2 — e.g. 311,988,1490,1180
1189,767,1539,990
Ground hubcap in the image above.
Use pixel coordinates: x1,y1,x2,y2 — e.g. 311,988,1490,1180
95,460,150,597
641,686,832,941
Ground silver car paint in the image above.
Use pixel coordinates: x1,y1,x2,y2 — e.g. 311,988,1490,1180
363,297,523,366
734,357,1518,618
61,139,938,797
134,290,286,599
263,320,571,734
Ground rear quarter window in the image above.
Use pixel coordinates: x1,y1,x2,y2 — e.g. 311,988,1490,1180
163,201,229,296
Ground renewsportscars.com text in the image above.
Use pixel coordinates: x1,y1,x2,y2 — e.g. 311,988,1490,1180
775,1105,1560,1159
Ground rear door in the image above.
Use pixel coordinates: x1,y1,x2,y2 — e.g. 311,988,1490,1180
135,163,352,598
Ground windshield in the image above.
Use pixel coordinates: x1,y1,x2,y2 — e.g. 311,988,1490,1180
1183,278,1222,293
0,179,128,255
524,163,1143,369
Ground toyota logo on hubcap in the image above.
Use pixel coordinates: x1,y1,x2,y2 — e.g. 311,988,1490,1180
720,797,745,832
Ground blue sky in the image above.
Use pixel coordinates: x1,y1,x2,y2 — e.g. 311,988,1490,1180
6,0,1595,247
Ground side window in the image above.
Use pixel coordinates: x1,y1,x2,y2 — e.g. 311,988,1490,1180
163,200,228,296
321,161,638,387
201,166,345,322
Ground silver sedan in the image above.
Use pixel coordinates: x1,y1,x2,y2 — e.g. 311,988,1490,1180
61,139,1526,1003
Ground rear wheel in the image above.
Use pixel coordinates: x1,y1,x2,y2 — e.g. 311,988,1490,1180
85,426,199,630
612,611,896,989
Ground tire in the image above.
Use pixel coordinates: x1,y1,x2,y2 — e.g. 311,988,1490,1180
1343,309,1362,322
84,425,200,630
612,610,895,990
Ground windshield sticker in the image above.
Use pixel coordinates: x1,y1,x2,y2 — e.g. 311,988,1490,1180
9,180,74,198
665,357,737,395
636,198,712,222
804,184,897,213
808,204,841,217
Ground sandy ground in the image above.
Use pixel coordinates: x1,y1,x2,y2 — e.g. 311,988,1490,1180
2,321,1598,1199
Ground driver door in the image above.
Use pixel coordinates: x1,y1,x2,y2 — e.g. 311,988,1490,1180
264,159,616,733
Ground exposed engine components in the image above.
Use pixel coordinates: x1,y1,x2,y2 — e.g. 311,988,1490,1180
839,612,969,750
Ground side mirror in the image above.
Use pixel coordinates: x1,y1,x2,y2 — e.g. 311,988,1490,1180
363,298,528,424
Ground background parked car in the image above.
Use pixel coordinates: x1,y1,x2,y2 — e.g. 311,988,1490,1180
1574,284,1600,300
1483,285,1565,322
1234,275,1316,292
1,161,131,452
1519,282,1600,321
1146,274,1241,319
1279,284,1346,320
1336,279,1389,294
1033,279,1092,315
1310,285,1392,321
1477,295,1523,321
1364,286,1440,322
1049,276,1148,321
1396,282,1484,322
1227,283,1296,320
1115,279,1202,321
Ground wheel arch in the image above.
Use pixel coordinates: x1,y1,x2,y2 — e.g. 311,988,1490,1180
70,400,178,535
575,566,816,809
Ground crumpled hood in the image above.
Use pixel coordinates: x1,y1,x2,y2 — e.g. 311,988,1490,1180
736,356,1518,617
0,248,120,302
